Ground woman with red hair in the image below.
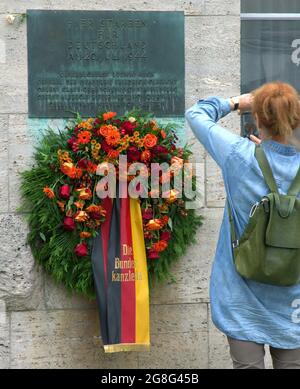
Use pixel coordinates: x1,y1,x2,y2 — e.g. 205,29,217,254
186,82,300,369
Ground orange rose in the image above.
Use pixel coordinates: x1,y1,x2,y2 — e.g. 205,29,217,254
74,200,85,209
103,111,117,121
75,211,89,222
146,219,163,231
43,186,55,199
80,231,92,239
60,162,82,179
56,200,65,212
74,167,83,179
98,125,111,137
86,161,97,174
152,240,168,252
108,149,120,159
160,130,167,139
76,187,92,200
86,204,106,219
141,150,151,162
143,133,157,149
149,120,159,131
165,189,179,204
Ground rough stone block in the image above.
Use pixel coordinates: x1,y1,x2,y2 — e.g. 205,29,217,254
10,309,138,368
203,0,240,16
44,275,96,310
0,300,9,369
0,115,9,212
185,15,240,107
150,303,207,334
0,18,27,114
0,214,45,310
150,207,224,304
205,155,225,208
8,114,35,212
138,331,208,368
208,305,232,369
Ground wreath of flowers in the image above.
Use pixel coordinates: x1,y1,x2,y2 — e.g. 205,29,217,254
20,111,202,297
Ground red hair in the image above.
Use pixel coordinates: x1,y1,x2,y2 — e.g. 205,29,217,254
252,81,300,138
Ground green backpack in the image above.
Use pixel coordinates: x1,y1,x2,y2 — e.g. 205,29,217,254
228,145,300,286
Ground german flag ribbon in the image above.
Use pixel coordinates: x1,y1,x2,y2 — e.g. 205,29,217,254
91,194,150,352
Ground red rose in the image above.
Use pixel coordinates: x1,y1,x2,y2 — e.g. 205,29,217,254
142,208,153,220
67,137,76,149
101,140,113,153
121,121,136,135
160,230,171,241
111,119,122,126
63,216,75,231
60,185,71,200
94,118,102,126
152,145,168,155
128,146,141,162
144,231,153,240
75,242,88,257
147,249,160,260
77,158,88,169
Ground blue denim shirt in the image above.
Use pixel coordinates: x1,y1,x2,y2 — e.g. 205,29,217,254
186,97,300,349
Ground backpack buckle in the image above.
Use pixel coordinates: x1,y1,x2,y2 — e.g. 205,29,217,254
232,240,239,249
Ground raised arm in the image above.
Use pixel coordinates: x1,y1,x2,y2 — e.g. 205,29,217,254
185,94,253,167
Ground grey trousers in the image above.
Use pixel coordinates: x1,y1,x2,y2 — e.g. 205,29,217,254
227,337,300,369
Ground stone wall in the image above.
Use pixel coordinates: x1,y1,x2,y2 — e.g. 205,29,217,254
0,0,241,369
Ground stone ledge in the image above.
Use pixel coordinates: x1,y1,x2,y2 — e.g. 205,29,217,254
0,0,240,15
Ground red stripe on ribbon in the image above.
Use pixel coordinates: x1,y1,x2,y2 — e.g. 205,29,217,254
120,197,136,343
100,197,113,284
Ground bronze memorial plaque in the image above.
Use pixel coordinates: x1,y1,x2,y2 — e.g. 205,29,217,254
27,10,185,118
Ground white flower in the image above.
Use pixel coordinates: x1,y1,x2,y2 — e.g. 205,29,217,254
6,14,16,24
128,116,136,123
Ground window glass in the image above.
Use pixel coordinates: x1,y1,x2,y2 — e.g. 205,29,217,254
241,0,300,13
241,1,300,135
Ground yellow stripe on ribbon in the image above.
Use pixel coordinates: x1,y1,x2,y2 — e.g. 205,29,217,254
130,198,150,346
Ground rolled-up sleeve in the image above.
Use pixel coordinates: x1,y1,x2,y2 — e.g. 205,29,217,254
185,97,242,168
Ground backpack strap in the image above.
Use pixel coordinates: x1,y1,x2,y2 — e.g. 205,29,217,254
287,167,300,196
255,145,279,194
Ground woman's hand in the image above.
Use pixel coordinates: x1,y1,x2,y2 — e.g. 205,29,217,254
229,93,253,113
238,93,253,113
249,134,261,145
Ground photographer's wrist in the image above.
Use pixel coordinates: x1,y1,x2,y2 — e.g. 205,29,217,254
228,96,240,112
